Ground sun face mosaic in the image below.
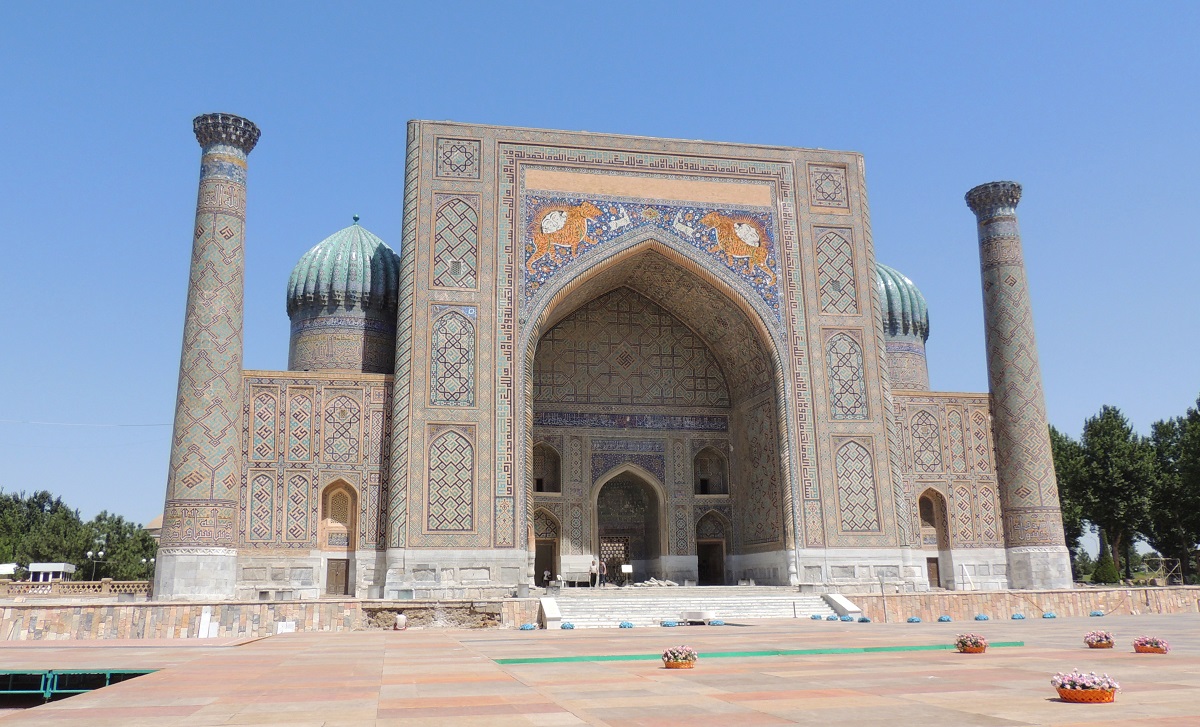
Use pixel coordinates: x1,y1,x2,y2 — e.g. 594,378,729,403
521,195,782,319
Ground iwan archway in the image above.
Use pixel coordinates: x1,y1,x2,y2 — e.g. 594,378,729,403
520,234,795,585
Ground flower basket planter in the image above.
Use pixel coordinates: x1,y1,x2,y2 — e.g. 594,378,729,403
663,660,694,669
1088,642,1114,649
958,645,987,654
1134,644,1168,654
1056,687,1115,703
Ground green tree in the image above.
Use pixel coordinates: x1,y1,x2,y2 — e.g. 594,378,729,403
1050,425,1086,574
1144,398,1200,581
0,491,90,574
84,511,158,580
1092,532,1121,583
1077,406,1155,576
1074,548,1097,576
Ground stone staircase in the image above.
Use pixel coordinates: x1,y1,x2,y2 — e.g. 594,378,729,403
548,585,837,628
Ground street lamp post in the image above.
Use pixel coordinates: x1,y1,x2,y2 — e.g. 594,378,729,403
141,557,156,579
86,550,106,581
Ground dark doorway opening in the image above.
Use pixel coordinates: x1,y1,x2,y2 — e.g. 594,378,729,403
697,541,725,585
535,540,557,586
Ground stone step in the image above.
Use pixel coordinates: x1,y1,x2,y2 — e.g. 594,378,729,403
551,591,837,628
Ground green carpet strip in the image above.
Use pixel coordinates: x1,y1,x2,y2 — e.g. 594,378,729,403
495,641,1024,665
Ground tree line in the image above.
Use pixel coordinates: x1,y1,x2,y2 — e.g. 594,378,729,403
1052,396,1200,584
0,491,158,581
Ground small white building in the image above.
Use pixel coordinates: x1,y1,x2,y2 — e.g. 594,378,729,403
0,563,18,579
27,562,76,583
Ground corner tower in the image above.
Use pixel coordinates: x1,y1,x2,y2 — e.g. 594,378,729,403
156,113,259,600
965,181,1072,589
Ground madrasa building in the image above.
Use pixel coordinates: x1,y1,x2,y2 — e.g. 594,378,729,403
154,113,1073,601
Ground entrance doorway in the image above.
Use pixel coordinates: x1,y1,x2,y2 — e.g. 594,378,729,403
534,541,557,587
697,542,725,585
326,559,349,596
918,488,949,588
596,472,662,583
925,557,940,589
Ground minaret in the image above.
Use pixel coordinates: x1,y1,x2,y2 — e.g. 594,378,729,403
965,181,1072,589
156,114,260,600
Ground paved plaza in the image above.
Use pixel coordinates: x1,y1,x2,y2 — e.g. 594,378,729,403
2,613,1199,726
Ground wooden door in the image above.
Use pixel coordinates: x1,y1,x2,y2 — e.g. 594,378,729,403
326,559,349,596
926,557,940,588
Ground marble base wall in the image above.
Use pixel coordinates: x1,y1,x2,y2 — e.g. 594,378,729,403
1007,546,1073,589
847,586,1200,623
382,548,530,599
154,549,238,601
0,598,541,640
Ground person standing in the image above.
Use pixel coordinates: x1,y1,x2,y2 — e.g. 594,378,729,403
589,559,598,587
598,559,607,587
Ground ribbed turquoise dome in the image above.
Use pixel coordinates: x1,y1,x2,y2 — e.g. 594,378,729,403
286,217,400,316
875,263,929,341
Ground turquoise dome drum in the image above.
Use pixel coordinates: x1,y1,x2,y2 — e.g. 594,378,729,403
286,217,400,373
875,263,931,390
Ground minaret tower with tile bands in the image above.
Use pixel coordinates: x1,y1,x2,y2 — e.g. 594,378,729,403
966,181,1072,589
156,113,260,600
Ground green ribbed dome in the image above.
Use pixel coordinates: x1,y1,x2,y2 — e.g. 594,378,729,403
286,218,400,316
875,263,929,341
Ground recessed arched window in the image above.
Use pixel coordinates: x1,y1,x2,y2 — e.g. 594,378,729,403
532,443,561,493
693,447,728,495
919,495,936,528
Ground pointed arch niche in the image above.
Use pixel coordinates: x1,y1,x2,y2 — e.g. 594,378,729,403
522,236,793,585
319,479,358,596
917,487,949,588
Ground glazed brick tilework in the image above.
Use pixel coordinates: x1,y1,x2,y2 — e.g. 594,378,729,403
893,392,1002,549
238,372,391,550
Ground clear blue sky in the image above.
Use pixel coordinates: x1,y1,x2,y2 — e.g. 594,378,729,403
1,3,1197,527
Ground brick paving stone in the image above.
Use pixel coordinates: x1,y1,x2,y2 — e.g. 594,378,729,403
0,613,1198,725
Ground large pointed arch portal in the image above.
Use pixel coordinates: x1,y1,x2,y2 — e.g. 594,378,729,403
521,231,797,585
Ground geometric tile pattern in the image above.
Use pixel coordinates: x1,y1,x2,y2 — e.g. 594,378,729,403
893,393,1005,549
248,472,274,542
972,410,992,473
322,395,362,463
696,511,727,540
978,485,999,542
287,389,314,462
251,390,277,461
433,196,478,289
815,229,858,314
968,183,1066,549
533,509,558,539
954,484,974,544
911,410,942,473
430,310,475,407
826,332,868,420
286,472,310,543
534,287,730,408
947,409,966,473
163,134,252,549
835,440,881,532
808,164,850,209
427,429,474,532
740,401,783,545
435,137,481,179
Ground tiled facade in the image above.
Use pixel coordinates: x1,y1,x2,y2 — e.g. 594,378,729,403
155,117,1072,600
